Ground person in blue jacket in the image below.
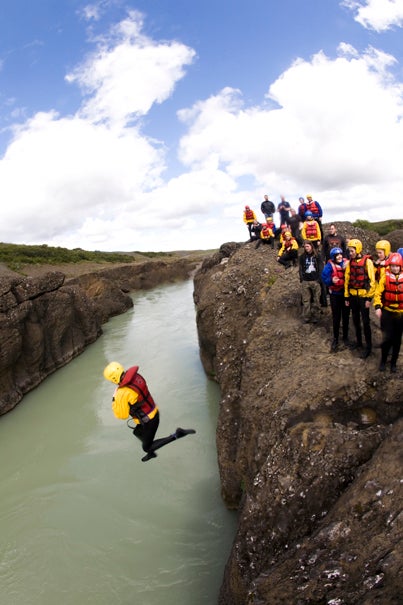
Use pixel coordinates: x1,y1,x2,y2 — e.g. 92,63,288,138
322,247,350,352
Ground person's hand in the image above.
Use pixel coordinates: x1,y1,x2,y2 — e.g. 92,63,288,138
375,308,382,319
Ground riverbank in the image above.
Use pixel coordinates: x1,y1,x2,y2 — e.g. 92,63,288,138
0,250,212,414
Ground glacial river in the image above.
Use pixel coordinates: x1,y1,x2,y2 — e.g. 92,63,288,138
0,279,236,605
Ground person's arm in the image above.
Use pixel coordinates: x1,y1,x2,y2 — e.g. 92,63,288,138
373,273,385,318
112,387,138,420
321,262,332,286
364,258,376,303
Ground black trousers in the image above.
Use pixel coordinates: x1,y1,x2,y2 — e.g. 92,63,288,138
330,294,350,341
380,308,403,365
349,295,371,349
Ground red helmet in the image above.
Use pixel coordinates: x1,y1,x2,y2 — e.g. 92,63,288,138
389,252,403,267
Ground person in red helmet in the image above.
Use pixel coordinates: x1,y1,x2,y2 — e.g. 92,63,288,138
374,252,403,373
103,362,195,461
243,205,257,238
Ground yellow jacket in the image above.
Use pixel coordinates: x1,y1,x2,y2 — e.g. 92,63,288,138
344,256,376,299
278,238,298,257
112,386,158,424
301,219,321,242
373,270,403,313
243,210,257,224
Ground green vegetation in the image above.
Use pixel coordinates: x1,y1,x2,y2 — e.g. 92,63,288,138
0,242,173,271
353,219,403,236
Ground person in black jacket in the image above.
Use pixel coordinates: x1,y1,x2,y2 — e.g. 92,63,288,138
299,241,323,324
323,223,347,261
260,195,275,221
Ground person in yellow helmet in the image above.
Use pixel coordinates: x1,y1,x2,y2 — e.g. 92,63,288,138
103,362,195,462
373,239,391,282
344,239,376,359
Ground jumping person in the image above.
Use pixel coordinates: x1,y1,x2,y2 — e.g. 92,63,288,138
103,362,195,462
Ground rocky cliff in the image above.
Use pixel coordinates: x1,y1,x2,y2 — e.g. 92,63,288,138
0,258,197,415
193,224,402,604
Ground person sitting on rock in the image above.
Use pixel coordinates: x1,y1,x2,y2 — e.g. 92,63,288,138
103,361,195,462
299,240,323,324
277,231,299,268
374,252,403,373
321,247,350,351
344,239,376,359
277,223,289,249
256,222,275,249
301,211,321,250
373,239,391,282
243,205,257,238
248,219,263,242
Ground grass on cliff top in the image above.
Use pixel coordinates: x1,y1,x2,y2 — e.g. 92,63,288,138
352,218,403,235
0,242,174,271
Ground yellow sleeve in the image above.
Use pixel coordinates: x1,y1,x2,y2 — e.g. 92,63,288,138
365,258,376,298
373,272,385,307
112,386,139,420
301,224,306,239
292,240,299,251
344,262,350,297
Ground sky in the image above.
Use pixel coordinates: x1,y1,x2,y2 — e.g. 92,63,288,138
0,0,403,252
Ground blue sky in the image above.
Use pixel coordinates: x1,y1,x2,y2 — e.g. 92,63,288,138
1,0,403,251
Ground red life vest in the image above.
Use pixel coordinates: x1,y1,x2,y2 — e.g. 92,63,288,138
305,220,319,239
348,255,370,290
383,269,403,310
329,260,345,293
261,225,274,239
284,238,295,250
244,208,254,221
119,366,157,417
306,201,320,216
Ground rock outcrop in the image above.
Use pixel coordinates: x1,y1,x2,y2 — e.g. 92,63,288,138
193,223,402,604
0,258,198,415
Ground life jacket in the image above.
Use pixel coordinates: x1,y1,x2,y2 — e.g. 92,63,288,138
306,201,320,217
374,259,388,282
348,255,371,291
244,208,254,221
283,237,295,250
119,366,157,421
383,269,403,310
329,260,345,293
261,225,274,239
305,220,320,239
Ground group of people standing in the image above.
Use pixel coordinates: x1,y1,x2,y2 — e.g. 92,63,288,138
242,194,403,373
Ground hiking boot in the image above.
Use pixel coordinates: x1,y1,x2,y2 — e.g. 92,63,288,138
360,348,371,360
141,451,158,462
349,342,363,350
330,339,338,352
379,362,386,372
390,364,397,373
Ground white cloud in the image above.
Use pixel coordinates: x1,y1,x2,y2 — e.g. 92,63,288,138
66,10,195,128
1,9,403,254
342,0,403,31
177,44,403,226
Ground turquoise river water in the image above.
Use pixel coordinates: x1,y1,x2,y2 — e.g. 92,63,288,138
0,279,236,605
